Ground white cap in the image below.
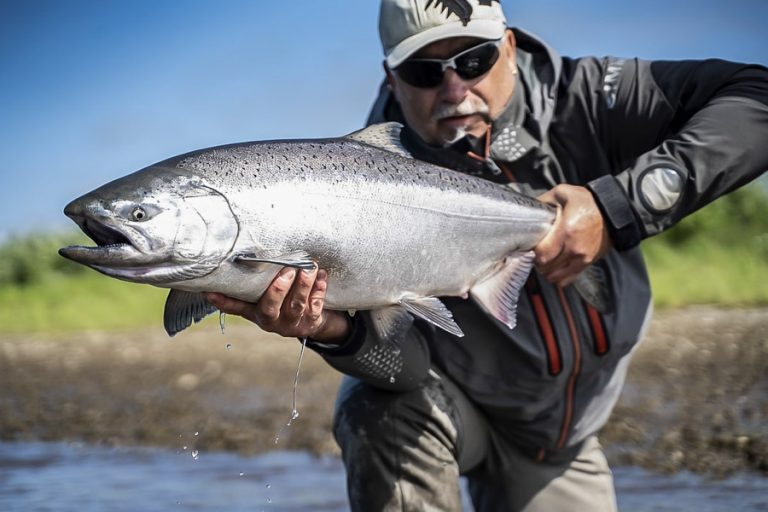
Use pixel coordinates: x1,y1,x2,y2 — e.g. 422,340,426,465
379,0,507,68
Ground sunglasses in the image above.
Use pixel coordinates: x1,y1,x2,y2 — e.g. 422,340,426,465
394,38,504,88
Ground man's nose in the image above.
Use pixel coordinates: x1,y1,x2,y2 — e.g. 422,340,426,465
438,68,469,103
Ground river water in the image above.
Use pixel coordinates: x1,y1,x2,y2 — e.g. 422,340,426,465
0,441,765,511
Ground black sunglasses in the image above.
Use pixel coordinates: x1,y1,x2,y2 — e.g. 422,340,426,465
394,38,503,88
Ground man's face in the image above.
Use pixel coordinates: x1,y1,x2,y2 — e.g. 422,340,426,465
387,30,517,146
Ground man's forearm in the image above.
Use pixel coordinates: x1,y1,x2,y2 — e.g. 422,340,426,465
307,312,433,392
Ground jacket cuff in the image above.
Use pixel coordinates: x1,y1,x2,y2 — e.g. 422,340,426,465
304,313,366,357
587,175,644,251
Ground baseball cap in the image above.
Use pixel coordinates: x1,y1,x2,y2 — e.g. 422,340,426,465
379,0,508,68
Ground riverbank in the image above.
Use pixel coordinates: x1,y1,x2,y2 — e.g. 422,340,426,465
1,306,766,476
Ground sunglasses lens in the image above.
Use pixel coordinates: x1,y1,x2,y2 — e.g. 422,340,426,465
395,40,502,88
396,61,444,88
456,43,500,80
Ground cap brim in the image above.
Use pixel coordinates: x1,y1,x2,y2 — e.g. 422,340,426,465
386,19,507,68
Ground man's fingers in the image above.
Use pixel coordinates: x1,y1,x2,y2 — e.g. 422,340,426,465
533,202,564,269
281,266,318,323
205,293,254,319
306,269,328,322
258,267,297,322
543,258,585,288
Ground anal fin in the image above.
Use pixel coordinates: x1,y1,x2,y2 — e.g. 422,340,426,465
470,252,535,331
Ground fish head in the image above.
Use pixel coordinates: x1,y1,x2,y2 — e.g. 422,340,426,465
59,166,238,285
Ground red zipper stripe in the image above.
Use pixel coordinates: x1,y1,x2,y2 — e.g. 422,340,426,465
526,279,562,376
556,288,582,449
585,304,609,356
530,294,562,375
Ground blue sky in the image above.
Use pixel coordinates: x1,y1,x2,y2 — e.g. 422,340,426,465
1,0,767,241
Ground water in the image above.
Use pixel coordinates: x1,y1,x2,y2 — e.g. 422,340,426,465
274,338,307,445
0,442,347,512
1,441,766,511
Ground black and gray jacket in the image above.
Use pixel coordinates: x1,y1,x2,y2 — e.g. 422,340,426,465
308,28,768,459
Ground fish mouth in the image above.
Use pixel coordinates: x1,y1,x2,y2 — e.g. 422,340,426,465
59,215,213,284
58,215,159,273
80,217,133,248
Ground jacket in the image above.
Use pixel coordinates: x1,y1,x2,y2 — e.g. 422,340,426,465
308,28,768,459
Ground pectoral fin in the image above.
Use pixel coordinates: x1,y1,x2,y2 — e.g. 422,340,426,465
233,251,315,271
400,297,464,337
164,289,218,337
470,252,535,331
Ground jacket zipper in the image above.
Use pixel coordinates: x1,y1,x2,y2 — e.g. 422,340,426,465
526,277,563,376
584,302,610,355
532,286,581,461
556,287,582,449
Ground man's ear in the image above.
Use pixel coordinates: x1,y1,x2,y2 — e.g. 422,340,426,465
504,29,517,71
384,61,395,92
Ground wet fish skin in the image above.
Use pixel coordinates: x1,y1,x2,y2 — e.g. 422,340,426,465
59,123,564,337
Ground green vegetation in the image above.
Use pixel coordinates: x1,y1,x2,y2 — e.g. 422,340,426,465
1,183,766,333
0,271,168,334
0,232,167,333
643,183,768,307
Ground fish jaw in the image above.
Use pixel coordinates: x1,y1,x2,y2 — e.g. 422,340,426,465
59,165,241,285
58,212,184,283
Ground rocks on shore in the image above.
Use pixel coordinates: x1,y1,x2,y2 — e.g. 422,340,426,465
1,306,766,476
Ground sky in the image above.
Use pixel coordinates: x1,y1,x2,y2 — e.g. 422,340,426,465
1,0,767,241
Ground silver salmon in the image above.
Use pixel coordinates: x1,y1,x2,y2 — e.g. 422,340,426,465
59,123,603,339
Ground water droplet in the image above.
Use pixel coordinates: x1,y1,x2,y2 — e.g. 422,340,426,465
219,311,226,335
273,338,308,445
182,446,188,450
191,450,199,460
239,472,245,477
267,497,272,504
194,431,199,436
389,376,396,384
226,343,233,350
266,484,271,489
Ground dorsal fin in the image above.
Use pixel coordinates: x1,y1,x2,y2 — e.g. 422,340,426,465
345,122,412,158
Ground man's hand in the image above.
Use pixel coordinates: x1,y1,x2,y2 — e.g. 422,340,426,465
535,184,612,287
204,266,351,344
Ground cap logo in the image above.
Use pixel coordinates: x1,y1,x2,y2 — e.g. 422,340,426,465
425,0,500,26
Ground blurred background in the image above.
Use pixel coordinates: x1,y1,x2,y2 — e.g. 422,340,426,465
0,1,767,510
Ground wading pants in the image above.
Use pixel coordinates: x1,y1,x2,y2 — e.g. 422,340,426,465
333,373,617,512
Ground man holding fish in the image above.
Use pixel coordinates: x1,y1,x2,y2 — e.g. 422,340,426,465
203,0,768,510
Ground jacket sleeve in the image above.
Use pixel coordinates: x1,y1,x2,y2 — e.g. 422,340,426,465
305,313,434,391
587,58,768,249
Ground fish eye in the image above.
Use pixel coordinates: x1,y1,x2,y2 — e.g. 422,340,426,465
131,207,147,221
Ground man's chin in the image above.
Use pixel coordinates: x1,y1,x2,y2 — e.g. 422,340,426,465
436,117,485,145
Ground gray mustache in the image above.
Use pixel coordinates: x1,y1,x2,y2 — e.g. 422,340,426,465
432,101,490,121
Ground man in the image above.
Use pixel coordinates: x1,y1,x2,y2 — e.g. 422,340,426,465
206,0,768,510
